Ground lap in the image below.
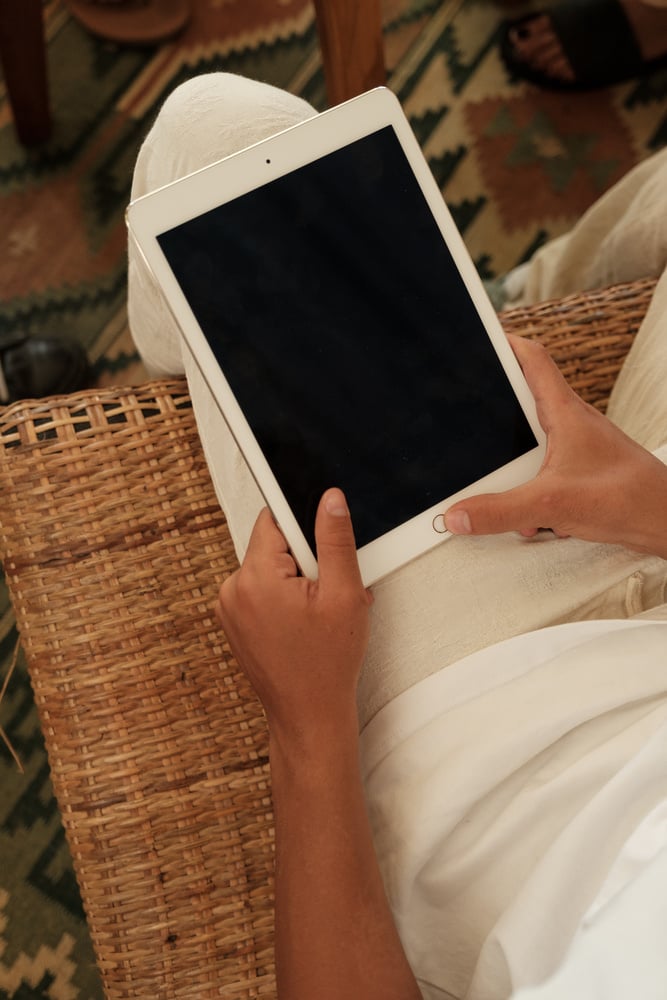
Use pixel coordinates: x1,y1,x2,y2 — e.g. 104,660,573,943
127,73,667,728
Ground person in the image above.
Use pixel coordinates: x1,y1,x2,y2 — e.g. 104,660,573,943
501,0,667,91
127,73,667,999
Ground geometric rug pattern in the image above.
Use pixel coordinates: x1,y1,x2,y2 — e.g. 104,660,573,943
1,0,667,994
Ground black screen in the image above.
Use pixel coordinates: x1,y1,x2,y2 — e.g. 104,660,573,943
158,125,537,551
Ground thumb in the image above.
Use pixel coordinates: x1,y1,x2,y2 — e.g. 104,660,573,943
315,488,364,592
445,480,542,537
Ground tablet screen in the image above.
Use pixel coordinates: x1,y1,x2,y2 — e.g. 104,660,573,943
157,125,537,551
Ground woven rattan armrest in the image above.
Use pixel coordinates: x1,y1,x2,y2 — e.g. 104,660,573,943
0,277,657,998
0,381,274,998
499,276,656,411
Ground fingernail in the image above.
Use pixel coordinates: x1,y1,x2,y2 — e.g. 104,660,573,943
445,509,471,535
325,488,349,517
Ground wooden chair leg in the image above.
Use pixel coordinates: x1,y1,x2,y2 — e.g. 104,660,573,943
0,0,51,145
312,0,386,106
0,0,381,143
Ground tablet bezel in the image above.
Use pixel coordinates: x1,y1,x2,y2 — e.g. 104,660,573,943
127,87,546,586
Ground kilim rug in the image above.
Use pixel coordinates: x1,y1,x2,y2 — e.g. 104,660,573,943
1,0,667,995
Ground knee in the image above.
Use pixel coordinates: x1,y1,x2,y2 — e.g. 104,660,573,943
134,72,315,193
156,71,316,140
147,72,246,157
131,72,242,194
155,72,240,130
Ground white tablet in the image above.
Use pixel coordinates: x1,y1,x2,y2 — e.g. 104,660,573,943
127,87,545,586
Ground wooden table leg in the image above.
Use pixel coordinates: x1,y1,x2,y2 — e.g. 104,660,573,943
0,0,52,145
312,0,386,106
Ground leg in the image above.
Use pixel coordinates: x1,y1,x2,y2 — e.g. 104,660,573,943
128,75,667,729
607,270,667,451
0,0,51,145
501,145,667,451
504,146,667,305
128,74,316,558
129,73,316,377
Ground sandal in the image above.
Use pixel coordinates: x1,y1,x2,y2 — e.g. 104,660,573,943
0,332,91,405
501,0,667,91
66,0,191,46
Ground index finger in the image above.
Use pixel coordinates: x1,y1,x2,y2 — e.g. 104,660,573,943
243,507,298,578
509,334,575,409
509,334,581,438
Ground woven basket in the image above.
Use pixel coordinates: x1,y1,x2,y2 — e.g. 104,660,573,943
0,277,657,998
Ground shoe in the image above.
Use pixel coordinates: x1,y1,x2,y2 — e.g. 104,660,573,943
500,0,667,92
0,333,92,405
66,0,191,46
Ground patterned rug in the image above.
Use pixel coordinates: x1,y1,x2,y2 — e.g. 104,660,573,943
1,0,666,995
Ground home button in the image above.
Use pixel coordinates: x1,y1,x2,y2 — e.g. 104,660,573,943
432,513,448,534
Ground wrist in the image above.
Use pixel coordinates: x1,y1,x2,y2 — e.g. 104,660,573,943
268,706,360,782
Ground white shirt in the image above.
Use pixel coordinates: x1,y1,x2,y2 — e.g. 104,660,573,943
515,801,667,1000
360,616,667,1000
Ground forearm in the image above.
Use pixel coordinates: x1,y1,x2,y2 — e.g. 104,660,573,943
217,494,417,996
269,714,421,1000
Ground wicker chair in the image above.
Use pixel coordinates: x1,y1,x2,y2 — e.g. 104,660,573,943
0,277,657,998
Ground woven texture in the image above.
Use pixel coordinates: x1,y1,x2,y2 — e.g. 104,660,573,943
0,278,657,998
0,381,272,998
500,276,658,412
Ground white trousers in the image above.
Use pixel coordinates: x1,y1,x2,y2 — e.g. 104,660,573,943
128,73,667,728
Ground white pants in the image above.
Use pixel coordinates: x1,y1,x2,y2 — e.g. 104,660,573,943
128,73,667,728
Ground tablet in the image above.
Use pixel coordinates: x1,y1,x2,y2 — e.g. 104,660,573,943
127,87,546,586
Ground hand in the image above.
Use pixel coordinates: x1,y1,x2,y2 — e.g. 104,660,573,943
215,488,373,751
445,335,667,558
218,492,418,1000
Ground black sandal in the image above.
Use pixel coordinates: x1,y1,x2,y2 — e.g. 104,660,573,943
0,333,92,405
501,0,667,91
